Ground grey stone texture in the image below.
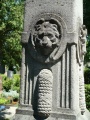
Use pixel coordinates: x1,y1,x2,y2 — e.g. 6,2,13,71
37,69,53,117
14,0,90,120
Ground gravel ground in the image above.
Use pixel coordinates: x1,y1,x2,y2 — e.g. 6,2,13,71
0,106,17,120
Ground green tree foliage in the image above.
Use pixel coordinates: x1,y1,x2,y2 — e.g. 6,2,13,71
85,84,90,111
0,0,24,70
84,36,90,84
1,74,20,92
84,36,90,63
84,67,90,84
83,0,90,33
83,0,90,62
83,0,90,85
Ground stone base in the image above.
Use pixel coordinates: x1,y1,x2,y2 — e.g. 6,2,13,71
77,109,90,120
14,107,90,120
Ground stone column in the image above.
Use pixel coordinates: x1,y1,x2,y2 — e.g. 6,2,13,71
14,0,90,120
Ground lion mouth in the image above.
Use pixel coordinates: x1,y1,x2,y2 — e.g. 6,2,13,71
33,36,58,56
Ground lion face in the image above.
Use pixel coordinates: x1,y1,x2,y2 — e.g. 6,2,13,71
33,21,60,56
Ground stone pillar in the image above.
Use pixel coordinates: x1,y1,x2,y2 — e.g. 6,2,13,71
14,0,90,120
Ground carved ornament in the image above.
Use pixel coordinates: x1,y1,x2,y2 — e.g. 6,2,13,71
28,13,67,64
77,25,87,64
37,69,53,118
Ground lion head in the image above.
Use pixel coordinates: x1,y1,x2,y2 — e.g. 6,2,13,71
33,19,61,56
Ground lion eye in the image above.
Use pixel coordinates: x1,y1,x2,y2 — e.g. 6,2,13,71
48,34,53,38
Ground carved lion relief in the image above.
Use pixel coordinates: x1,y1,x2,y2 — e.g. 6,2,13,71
33,19,61,56
28,13,67,63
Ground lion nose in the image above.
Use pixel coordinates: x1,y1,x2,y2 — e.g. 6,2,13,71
42,36,49,45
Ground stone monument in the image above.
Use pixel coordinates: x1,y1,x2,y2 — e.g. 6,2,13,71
15,0,90,120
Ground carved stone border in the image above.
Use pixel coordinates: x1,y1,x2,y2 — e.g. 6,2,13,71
28,13,67,64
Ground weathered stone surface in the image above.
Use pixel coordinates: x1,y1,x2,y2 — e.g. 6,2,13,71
37,69,53,118
14,0,90,120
